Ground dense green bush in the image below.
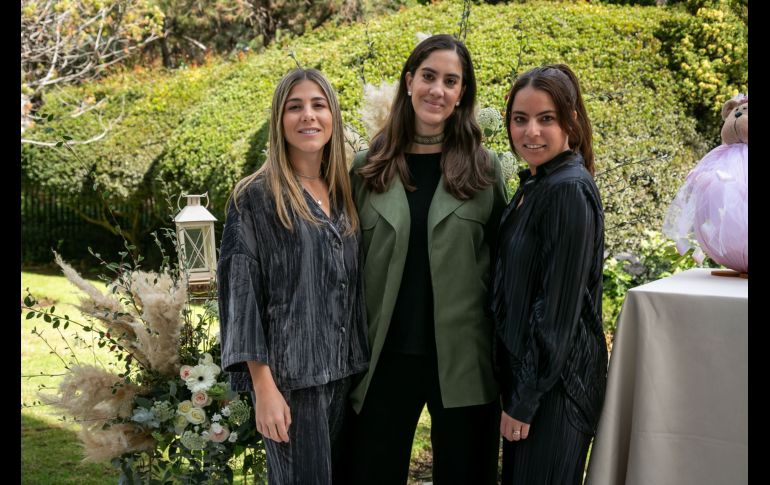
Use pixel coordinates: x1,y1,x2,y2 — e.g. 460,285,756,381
21,0,747,264
655,1,748,139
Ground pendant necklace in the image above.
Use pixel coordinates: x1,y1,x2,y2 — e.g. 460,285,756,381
302,182,324,206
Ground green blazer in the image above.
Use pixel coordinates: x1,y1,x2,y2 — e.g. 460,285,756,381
349,149,509,412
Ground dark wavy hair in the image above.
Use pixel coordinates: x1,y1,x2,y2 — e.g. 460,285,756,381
504,63,595,175
357,34,493,199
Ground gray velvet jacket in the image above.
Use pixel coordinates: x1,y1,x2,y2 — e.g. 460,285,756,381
217,175,369,392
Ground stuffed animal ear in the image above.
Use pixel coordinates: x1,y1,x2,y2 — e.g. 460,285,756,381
721,99,738,120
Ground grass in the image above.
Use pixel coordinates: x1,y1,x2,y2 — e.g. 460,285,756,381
21,270,122,484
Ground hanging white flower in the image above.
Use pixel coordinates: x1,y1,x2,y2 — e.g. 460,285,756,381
498,151,517,182
478,107,503,137
415,32,432,44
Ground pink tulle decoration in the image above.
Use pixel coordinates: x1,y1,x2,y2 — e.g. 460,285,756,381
663,143,748,273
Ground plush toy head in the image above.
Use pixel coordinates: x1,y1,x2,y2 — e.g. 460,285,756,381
720,94,748,145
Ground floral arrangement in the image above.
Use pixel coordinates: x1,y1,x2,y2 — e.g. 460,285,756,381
24,250,265,484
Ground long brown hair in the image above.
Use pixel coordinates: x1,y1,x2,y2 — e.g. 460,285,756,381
357,34,493,200
230,68,358,234
504,64,595,175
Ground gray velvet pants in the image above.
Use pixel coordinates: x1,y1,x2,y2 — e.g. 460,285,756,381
251,377,352,485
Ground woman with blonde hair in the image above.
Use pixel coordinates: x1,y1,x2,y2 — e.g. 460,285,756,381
218,67,369,484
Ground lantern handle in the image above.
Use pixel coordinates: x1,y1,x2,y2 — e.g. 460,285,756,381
177,192,210,211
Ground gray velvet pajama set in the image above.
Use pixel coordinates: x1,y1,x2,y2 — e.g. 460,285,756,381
218,176,369,484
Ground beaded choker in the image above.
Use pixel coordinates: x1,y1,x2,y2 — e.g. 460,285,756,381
413,132,444,145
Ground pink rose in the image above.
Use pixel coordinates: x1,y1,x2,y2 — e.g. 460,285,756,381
208,422,230,443
192,391,212,407
180,365,193,380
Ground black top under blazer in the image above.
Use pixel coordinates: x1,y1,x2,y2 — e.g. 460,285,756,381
217,175,369,392
492,150,608,434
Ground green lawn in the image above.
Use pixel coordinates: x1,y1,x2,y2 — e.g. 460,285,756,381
21,270,122,484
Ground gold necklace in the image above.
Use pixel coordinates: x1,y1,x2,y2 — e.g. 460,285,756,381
294,171,321,180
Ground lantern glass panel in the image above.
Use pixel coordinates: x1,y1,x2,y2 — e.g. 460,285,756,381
183,227,207,271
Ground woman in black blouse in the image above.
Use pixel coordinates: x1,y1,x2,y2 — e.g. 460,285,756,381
492,64,608,484
217,68,369,484
346,34,507,484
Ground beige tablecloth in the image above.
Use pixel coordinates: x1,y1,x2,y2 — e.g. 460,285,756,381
585,268,747,485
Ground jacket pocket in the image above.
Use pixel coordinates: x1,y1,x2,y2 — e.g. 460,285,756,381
453,200,488,225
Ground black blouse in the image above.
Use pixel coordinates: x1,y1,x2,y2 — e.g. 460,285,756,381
386,152,442,354
491,150,608,433
217,175,369,392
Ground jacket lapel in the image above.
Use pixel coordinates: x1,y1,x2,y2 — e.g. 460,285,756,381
370,176,410,238
427,177,465,249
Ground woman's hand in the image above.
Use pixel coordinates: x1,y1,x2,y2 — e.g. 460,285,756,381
500,410,530,442
247,361,292,443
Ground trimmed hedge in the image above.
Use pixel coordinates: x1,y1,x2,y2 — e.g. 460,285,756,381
21,0,747,261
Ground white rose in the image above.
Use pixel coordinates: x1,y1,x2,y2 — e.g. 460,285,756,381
177,400,193,415
173,414,188,434
186,407,207,425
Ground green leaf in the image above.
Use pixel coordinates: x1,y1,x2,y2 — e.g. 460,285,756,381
26,311,35,320
43,314,51,323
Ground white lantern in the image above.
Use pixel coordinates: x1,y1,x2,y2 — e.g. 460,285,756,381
174,192,218,287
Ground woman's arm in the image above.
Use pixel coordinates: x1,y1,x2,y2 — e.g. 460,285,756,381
247,361,291,443
502,180,597,426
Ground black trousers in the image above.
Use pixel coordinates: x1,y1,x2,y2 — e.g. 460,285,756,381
251,377,351,485
500,383,592,485
344,350,500,485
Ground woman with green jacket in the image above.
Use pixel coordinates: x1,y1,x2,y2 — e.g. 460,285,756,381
345,34,508,485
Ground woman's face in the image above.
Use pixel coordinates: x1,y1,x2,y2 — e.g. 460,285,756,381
282,80,333,162
509,86,571,174
405,49,465,136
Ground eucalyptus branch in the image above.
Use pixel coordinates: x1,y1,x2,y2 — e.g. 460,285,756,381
355,23,375,87
29,326,71,369
21,372,69,379
55,326,81,367
595,152,672,178
606,215,651,232
457,0,472,42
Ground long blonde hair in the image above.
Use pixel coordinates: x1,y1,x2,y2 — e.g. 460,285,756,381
231,68,358,234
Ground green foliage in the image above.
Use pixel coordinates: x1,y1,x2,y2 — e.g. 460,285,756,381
21,0,748,261
655,0,748,139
